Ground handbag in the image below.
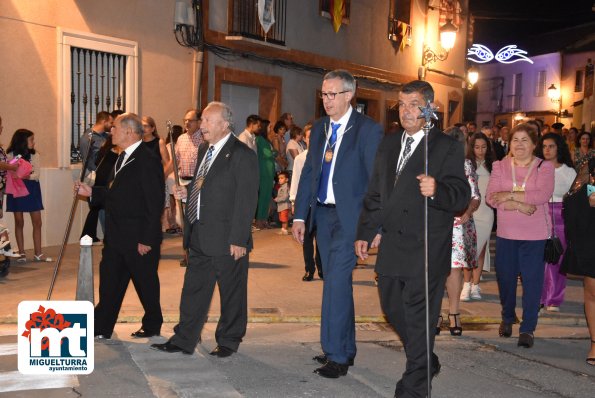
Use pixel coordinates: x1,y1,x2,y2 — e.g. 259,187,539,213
543,199,563,264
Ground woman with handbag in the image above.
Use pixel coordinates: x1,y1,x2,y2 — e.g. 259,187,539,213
561,158,595,366
537,133,576,312
486,123,554,348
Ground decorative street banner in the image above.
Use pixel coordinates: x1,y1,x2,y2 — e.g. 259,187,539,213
18,301,94,375
258,0,275,34
467,44,534,64
329,0,345,33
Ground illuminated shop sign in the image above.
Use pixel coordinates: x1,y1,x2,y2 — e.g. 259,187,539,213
467,44,534,64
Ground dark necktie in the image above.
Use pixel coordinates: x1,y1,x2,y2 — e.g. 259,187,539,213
397,137,415,175
186,146,214,222
317,122,340,203
115,152,126,174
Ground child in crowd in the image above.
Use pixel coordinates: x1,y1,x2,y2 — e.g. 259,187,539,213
274,171,291,235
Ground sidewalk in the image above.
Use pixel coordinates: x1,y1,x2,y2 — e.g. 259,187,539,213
0,228,587,328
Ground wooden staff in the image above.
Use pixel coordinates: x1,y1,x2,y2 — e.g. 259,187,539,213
167,120,185,225
47,132,95,299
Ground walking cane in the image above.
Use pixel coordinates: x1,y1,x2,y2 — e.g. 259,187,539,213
47,132,95,300
418,101,438,398
167,120,185,224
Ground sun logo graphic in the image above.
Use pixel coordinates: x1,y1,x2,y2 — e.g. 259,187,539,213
18,301,94,374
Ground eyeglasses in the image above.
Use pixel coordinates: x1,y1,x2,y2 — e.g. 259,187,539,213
184,119,199,123
319,91,349,100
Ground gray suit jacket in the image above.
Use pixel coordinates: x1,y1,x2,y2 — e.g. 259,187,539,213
183,135,259,256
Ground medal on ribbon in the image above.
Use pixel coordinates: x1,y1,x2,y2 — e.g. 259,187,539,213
324,149,334,163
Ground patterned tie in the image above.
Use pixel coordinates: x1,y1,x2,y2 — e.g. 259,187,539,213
114,152,126,174
317,122,340,203
396,136,415,177
186,146,214,222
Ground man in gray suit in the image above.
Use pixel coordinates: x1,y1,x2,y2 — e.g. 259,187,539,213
152,101,258,358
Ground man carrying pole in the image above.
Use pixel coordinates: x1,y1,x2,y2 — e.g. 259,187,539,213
355,80,469,398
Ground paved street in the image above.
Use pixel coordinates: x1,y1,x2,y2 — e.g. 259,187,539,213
0,229,593,397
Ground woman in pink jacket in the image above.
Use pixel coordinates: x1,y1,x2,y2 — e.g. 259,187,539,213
486,123,554,348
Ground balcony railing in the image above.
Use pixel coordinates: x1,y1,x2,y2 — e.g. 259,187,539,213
229,0,286,46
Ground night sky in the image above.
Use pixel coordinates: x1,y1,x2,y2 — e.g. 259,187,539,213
469,0,595,51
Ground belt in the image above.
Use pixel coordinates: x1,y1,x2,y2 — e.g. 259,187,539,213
180,176,194,181
316,201,336,208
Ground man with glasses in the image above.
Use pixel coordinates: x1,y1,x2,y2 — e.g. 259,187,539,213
175,109,203,266
292,69,383,378
175,109,204,184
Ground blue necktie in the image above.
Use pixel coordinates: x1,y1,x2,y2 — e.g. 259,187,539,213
186,146,214,222
317,122,340,203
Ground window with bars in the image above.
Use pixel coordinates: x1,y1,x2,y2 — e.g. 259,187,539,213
229,0,286,45
70,47,127,163
535,70,546,97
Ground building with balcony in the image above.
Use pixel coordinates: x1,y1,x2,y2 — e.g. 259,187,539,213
474,22,595,131
0,0,471,247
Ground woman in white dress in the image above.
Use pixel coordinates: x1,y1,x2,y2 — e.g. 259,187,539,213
285,126,304,172
461,132,496,301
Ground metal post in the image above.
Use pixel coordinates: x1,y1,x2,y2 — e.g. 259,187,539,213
418,101,439,398
76,237,94,303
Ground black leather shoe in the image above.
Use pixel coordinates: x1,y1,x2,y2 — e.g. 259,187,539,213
432,357,441,378
499,321,513,338
313,354,354,366
314,360,349,378
518,332,534,348
150,341,192,354
131,328,160,338
210,345,234,358
302,272,314,281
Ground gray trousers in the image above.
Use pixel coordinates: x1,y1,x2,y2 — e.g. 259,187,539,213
170,246,249,353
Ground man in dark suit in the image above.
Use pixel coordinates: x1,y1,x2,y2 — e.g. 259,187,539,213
76,113,165,339
151,101,258,358
292,69,383,378
355,80,470,397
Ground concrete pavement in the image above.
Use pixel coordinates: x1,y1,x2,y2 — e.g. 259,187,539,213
0,228,593,397
0,228,587,327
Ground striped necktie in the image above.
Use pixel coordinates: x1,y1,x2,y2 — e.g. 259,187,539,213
186,146,214,222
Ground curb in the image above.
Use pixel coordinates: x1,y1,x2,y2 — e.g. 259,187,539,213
1,314,586,326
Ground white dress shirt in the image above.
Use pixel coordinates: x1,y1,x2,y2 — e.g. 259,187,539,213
115,139,143,177
319,106,354,204
238,129,257,153
396,129,425,174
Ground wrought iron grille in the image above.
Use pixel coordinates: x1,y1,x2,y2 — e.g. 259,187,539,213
70,47,126,163
229,0,286,46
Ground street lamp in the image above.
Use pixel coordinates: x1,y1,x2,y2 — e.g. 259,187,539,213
422,19,458,66
547,83,561,103
467,67,479,87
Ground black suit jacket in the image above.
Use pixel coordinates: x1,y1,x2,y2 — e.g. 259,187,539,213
91,142,165,250
294,110,383,241
183,135,259,256
357,129,470,279
492,139,505,160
